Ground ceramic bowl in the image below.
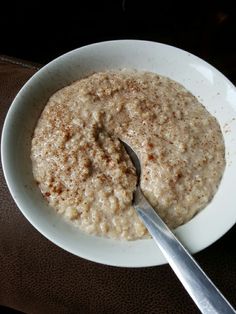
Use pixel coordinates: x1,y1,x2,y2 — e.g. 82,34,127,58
1,40,236,267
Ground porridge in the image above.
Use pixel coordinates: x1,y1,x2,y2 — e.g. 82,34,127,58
31,70,225,240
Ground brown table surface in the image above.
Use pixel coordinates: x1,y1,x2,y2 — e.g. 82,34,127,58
0,56,236,314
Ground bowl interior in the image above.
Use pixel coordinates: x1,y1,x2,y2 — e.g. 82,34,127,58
2,40,236,267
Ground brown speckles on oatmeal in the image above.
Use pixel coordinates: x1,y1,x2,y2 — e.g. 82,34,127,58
148,154,155,161
31,70,225,240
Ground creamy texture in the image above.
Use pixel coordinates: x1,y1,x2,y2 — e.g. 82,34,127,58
31,70,225,240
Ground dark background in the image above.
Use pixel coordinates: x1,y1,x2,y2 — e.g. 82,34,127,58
1,0,236,83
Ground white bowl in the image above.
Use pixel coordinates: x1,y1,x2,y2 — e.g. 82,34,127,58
1,40,236,267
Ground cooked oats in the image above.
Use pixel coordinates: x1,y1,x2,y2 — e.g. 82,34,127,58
31,70,225,240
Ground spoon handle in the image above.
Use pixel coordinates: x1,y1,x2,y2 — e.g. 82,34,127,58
134,187,235,314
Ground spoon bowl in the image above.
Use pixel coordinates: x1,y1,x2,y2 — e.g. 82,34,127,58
121,139,236,314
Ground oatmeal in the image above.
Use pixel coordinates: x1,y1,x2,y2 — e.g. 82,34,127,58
31,70,225,240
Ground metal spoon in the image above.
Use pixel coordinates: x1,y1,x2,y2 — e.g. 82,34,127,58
121,140,235,314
